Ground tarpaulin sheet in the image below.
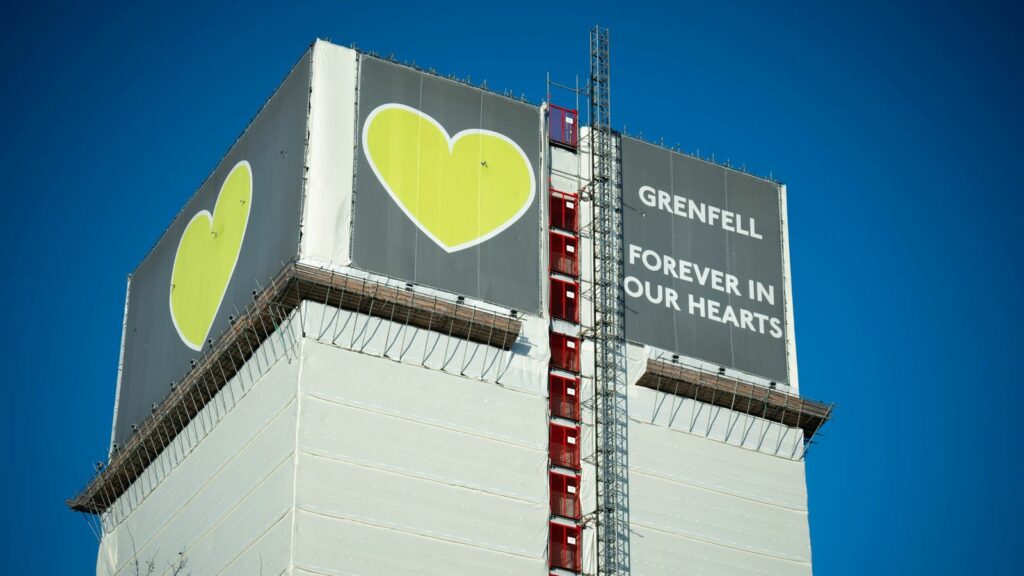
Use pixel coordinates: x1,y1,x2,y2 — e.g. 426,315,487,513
628,419,812,576
293,340,549,574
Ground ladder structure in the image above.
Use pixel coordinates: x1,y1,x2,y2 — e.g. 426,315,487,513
589,25,630,576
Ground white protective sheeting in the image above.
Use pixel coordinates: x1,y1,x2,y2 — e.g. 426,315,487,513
779,184,801,394
298,324,548,447
630,420,809,511
630,524,811,576
630,472,811,561
550,146,578,193
292,512,544,576
96,337,301,576
97,299,551,575
292,340,549,574
218,510,293,576
300,396,546,502
301,299,549,396
109,275,131,454
296,455,544,556
629,419,812,575
300,40,357,268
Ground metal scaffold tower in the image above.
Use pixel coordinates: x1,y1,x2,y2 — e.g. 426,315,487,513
589,25,630,576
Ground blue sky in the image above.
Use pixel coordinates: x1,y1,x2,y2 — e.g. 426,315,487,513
2,1,1022,573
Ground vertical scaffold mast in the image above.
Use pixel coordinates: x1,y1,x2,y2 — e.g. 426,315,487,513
589,25,630,576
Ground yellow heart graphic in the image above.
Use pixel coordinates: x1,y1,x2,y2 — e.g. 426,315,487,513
362,103,535,252
169,160,252,350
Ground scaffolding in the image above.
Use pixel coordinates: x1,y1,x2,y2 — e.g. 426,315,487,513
67,262,523,516
589,25,630,576
637,358,832,458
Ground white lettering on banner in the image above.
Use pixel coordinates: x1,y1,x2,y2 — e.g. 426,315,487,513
687,294,784,338
625,242,783,340
627,244,763,299
624,275,681,311
638,185,763,239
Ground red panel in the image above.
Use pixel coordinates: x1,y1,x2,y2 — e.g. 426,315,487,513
550,332,580,373
549,522,583,571
550,232,579,277
549,471,582,520
550,422,581,470
549,373,581,421
549,104,578,149
551,278,580,323
549,187,579,233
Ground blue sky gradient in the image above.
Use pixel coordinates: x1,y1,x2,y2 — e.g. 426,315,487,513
2,1,1022,573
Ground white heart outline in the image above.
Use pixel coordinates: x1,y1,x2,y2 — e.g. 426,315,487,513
361,103,537,253
168,160,252,351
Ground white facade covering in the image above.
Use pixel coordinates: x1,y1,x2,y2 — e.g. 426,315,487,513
293,340,548,574
97,320,301,575
628,419,812,575
619,343,812,575
97,301,550,575
300,41,356,269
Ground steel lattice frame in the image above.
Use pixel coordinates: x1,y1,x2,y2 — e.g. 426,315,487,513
590,25,630,576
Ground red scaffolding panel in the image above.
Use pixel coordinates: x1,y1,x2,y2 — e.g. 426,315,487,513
550,231,579,277
550,422,581,470
549,521,583,571
551,277,580,323
549,187,579,233
549,373,581,421
550,332,580,373
550,471,582,520
549,104,578,149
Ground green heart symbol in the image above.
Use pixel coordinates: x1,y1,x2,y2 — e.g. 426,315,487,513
362,103,535,252
169,160,252,350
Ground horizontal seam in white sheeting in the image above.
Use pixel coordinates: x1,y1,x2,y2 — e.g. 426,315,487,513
214,510,292,576
303,390,543,451
111,396,298,572
626,412,803,460
630,473,810,548
114,453,296,576
629,467,808,512
290,567,335,576
298,449,545,505
294,506,546,562
631,520,812,567
151,455,296,569
630,515,810,564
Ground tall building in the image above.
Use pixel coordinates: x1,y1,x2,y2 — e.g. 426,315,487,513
69,34,831,576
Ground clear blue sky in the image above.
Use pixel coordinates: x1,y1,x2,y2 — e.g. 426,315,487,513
2,1,1021,573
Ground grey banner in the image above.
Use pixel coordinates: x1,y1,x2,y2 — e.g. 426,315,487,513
621,136,789,383
352,56,541,313
113,51,310,445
